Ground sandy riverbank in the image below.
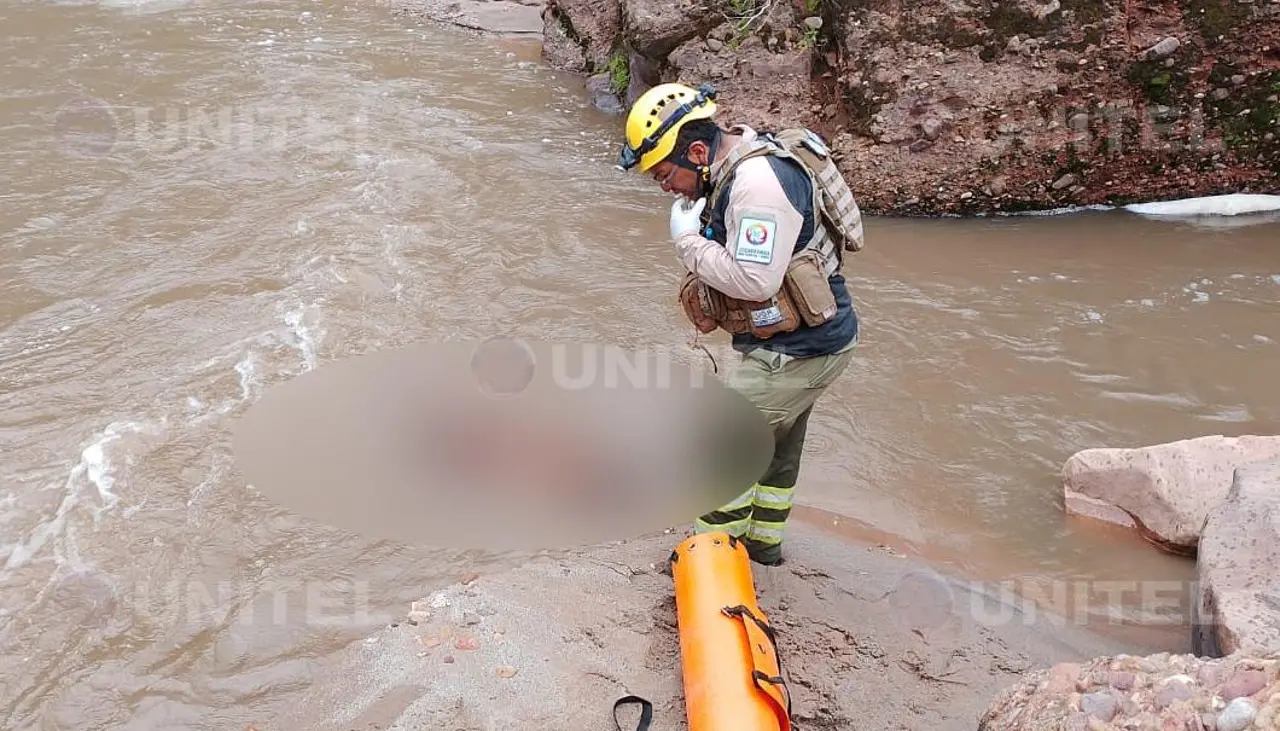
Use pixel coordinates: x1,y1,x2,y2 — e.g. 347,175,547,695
270,520,1182,730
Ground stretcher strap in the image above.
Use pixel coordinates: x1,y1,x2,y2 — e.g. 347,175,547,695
613,694,654,731
722,604,793,731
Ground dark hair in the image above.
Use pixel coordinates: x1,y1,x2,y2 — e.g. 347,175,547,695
668,118,721,162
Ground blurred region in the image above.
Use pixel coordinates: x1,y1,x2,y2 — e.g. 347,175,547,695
230,339,776,550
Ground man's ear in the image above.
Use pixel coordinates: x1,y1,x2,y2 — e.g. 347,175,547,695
687,141,709,166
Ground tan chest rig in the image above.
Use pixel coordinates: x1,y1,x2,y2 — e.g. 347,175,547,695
678,132,857,340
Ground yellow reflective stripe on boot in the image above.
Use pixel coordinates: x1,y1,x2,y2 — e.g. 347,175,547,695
694,486,756,537
745,522,787,546
752,484,794,511
695,515,751,536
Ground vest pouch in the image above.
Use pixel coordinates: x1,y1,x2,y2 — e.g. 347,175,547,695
723,292,801,340
783,249,838,328
679,272,721,334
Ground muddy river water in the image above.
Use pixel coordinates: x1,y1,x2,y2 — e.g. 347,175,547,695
3,0,1280,727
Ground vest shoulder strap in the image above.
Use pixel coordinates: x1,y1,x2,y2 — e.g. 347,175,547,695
705,140,776,218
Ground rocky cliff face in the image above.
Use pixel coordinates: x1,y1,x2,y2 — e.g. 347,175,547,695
541,0,1280,215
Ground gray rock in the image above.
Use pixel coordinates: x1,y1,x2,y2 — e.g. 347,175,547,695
1109,671,1135,691
1216,697,1257,731
1052,173,1076,190
1146,36,1180,60
1080,691,1118,722
1154,679,1195,710
623,0,720,58
804,16,823,30
705,36,723,51
1231,75,1247,86
920,117,947,140
1211,88,1231,102
1220,669,1266,700
1197,458,1280,657
585,74,625,115
1035,0,1061,19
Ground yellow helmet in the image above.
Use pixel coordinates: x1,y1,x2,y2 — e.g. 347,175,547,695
617,82,718,173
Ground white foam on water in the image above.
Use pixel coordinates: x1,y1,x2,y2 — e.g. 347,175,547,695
1124,193,1280,217
999,204,1116,217
95,0,198,12
235,351,260,401
2,420,160,574
282,303,323,372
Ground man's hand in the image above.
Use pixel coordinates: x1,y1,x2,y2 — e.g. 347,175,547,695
669,196,706,241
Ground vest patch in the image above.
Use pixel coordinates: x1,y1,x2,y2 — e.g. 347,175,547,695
734,216,776,265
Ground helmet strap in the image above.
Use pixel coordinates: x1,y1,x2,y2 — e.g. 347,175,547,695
696,130,722,198
668,130,722,198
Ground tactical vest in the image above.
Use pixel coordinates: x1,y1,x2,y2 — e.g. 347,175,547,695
677,130,861,350
700,128,865,278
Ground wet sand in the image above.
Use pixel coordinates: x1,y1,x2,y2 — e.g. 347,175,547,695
273,520,1179,730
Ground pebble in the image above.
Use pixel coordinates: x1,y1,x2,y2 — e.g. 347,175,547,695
1080,691,1118,722
495,666,519,678
1220,669,1266,700
1146,36,1180,60
1109,672,1135,691
1198,664,1223,687
804,16,823,29
1155,679,1195,710
1216,697,1257,731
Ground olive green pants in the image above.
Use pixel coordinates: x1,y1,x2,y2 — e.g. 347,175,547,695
694,340,856,565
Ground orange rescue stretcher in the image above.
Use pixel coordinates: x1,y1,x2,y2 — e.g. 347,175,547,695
613,531,792,731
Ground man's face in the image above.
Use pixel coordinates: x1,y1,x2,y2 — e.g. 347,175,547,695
648,141,708,200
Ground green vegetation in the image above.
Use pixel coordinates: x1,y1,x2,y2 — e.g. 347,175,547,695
1205,68,1280,159
605,50,629,96
1127,60,1178,104
724,0,764,47
1059,0,1111,26
1181,0,1251,43
984,4,1057,41
798,25,820,49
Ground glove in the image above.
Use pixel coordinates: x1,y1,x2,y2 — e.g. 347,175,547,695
669,196,706,241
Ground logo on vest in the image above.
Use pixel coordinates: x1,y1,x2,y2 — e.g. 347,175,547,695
734,217,776,265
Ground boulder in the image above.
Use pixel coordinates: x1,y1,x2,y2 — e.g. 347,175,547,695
585,73,626,114
1195,458,1280,658
621,0,719,59
1062,435,1280,555
541,0,624,73
978,651,1280,731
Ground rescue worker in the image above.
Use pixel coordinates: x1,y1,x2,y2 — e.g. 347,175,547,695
616,82,860,566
